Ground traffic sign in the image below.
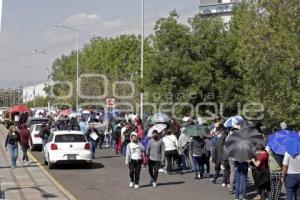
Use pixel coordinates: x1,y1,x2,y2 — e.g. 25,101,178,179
106,98,115,108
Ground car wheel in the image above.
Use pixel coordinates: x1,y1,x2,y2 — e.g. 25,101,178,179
44,156,48,165
47,154,54,169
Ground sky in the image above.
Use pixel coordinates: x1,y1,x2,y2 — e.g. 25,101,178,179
0,0,200,88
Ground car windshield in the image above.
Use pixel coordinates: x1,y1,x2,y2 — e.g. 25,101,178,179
54,134,86,143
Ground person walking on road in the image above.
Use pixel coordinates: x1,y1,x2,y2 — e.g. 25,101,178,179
190,136,206,180
204,136,212,176
211,127,226,183
125,132,144,189
39,122,51,148
146,130,165,187
267,149,283,200
86,124,100,159
252,144,271,200
19,124,32,164
162,130,179,175
5,125,20,168
234,161,249,200
282,151,300,200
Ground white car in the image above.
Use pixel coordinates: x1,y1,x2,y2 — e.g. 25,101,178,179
30,124,43,150
43,131,92,169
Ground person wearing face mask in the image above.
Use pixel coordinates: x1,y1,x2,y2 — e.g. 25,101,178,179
5,125,20,168
146,130,165,187
125,132,144,189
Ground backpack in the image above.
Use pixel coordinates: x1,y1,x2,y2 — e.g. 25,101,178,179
112,128,121,140
123,129,131,142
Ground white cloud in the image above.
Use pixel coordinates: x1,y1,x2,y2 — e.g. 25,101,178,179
64,13,101,26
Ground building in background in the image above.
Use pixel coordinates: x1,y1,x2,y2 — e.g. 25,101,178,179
22,82,48,103
199,0,241,23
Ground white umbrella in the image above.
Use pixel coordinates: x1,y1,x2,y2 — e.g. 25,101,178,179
69,112,81,118
82,110,90,114
147,123,167,137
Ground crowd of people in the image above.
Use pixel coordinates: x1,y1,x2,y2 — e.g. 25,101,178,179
2,109,300,200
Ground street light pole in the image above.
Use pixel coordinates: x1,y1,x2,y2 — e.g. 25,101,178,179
53,24,79,111
76,25,79,111
140,0,144,121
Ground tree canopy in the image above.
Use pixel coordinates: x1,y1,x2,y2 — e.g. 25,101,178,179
48,0,300,128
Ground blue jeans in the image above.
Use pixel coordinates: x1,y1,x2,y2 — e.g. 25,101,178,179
8,144,18,167
192,155,205,177
235,162,248,199
285,173,300,200
89,140,96,158
105,134,112,146
181,149,192,170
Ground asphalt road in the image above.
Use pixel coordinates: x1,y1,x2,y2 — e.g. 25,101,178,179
30,147,260,200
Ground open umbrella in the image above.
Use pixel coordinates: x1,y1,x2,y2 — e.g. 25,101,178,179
224,116,244,128
150,113,171,124
182,124,209,137
267,130,298,155
147,123,167,137
225,127,264,162
81,110,90,114
60,109,71,116
8,105,30,113
286,133,300,158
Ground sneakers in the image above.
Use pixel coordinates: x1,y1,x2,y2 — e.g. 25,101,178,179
129,182,134,188
158,168,165,173
221,183,226,187
134,185,139,189
228,184,231,188
152,182,157,187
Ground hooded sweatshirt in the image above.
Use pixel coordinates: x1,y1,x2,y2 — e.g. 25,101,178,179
125,142,144,164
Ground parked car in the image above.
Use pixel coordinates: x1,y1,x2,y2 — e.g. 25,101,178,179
43,131,92,169
30,124,43,151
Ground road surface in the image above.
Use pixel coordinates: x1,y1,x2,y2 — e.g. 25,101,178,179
30,147,261,200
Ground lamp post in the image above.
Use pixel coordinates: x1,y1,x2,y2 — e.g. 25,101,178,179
140,0,144,121
53,24,79,111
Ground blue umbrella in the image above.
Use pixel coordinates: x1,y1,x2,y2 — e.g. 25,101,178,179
267,130,299,155
224,116,244,128
286,132,300,158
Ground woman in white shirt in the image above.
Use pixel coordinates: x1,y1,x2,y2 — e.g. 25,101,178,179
162,130,179,174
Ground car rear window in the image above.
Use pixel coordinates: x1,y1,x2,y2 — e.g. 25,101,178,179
35,125,42,131
54,134,86,143
30,119,49,126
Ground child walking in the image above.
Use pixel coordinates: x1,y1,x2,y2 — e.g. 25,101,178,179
125,132,144,189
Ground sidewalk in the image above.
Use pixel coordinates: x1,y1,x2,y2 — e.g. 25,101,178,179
0,124,72,200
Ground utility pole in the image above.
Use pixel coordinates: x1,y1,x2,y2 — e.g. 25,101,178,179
0,0,3,32
140,0,144,121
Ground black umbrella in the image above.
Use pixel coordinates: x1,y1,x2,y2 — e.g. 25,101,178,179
225,127,264,162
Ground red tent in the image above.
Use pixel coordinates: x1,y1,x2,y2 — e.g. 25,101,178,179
8,105,31,113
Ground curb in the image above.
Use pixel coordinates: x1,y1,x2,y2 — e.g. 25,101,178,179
28,152,78,200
